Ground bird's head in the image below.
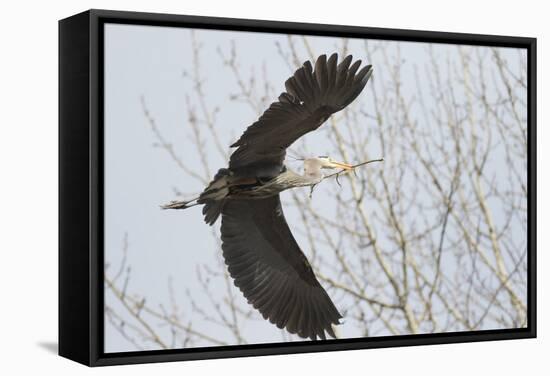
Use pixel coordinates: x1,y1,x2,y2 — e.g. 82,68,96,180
303,156,353,181
316,156,353,170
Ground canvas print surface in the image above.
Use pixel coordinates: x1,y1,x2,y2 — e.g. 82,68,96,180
103,23,528,352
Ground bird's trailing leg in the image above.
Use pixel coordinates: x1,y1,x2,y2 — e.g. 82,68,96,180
160,197,201,210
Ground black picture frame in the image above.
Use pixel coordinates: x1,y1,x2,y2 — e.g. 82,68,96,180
59,8,537,367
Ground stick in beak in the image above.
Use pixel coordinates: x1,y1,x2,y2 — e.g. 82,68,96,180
328,160,353,170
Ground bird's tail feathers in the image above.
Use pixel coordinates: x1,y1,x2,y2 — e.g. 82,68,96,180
198,168,232,225
161,168,230,223
199,168,231,202
202,199,226,226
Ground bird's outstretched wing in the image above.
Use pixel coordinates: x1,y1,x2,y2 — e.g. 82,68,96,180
229,53,372,172
220,195,342,340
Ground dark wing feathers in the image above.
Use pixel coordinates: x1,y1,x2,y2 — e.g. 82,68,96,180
335,55,352,89
229,53,372,170
212,54,373,340
220,196,342,340
315,54,328,93
326,53,338,92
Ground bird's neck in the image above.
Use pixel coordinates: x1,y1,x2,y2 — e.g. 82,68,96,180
285,167,322,186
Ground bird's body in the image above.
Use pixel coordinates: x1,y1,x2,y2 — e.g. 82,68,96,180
164,53,373,340
200,166,320,200
223,168,313,197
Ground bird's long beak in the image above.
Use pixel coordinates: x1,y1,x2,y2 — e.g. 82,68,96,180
328,160,353,170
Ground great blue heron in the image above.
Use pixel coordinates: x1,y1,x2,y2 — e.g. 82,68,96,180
164,53,373,340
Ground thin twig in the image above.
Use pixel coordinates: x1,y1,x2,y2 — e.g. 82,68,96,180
310,158,384,197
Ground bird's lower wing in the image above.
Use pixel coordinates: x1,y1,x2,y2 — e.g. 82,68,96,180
220,195,342,340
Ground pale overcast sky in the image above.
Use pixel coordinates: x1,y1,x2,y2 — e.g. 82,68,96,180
103,23,527,353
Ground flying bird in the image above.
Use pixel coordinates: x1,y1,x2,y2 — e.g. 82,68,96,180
164,53,373,340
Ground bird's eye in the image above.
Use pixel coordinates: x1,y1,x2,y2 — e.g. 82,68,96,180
318,155,328,159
